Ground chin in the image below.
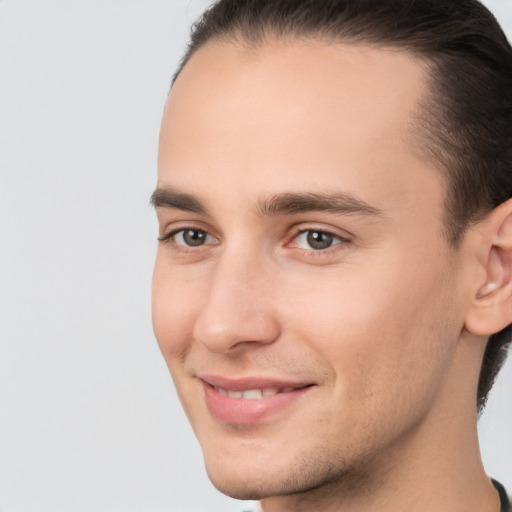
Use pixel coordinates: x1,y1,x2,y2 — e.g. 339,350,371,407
207,470,298,501
208,477,271,501
203,450,354,501
203,455,274,500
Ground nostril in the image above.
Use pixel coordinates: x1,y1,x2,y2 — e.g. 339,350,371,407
193,305,281,353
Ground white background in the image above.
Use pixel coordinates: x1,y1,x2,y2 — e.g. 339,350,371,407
0,1,510,511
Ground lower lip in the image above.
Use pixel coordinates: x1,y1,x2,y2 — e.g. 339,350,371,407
203,383,313,425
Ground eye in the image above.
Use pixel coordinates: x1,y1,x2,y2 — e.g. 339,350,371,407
160,228,217,248
293,230,343,250
178,228,210,247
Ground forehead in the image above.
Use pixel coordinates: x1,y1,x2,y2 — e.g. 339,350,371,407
159,39,442,220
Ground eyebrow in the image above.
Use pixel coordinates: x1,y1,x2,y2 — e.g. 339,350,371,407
150,187,384,218
150,188,207,215
259,192,384,217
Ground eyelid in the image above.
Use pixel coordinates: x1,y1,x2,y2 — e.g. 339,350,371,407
158,223,219,247
292,230,342,250
286,224,353,247
157,221,352,255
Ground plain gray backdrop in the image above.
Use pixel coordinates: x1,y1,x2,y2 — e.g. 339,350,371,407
0,1,510,511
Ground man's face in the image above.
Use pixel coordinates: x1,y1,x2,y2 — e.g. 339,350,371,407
153,40,472,499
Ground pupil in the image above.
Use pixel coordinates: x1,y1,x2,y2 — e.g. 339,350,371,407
184,229,206,246
307,231,333,250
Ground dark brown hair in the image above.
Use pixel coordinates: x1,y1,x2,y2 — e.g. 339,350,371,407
172,0,512,411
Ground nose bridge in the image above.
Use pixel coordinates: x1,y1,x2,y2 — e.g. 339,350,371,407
193,245,280,352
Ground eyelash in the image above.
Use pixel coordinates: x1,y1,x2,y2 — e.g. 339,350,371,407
158,226,352,254
289,229,351,252
158,227,217,248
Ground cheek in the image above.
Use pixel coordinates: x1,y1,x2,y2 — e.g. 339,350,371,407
151,253,203,363
281,256,460,406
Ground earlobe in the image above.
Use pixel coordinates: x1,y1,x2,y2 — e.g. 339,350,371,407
465,199,512,336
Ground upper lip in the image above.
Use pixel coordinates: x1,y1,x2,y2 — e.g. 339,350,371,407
199,374,314,391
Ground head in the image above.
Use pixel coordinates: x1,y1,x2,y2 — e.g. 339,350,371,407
171,0,512,412
152,0,512,504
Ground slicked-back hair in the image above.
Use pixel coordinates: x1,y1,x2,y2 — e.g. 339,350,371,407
171,0,512,411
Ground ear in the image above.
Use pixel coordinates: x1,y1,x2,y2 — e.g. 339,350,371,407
465,198,512,336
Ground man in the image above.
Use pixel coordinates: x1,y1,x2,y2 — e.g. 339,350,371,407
151,0,511,510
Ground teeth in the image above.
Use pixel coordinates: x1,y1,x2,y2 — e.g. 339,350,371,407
216,387,228,397
242,389,263,399
215,386,296,399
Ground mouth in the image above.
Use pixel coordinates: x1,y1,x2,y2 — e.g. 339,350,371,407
199,375,315,424
211,385,308,399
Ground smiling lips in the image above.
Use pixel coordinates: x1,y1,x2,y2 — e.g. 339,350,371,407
201,376,314,424
215,386,300,399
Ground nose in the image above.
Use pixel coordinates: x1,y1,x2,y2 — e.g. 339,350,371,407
192,251,281,353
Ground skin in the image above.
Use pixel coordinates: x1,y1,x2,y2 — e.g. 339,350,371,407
153,39,509,512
